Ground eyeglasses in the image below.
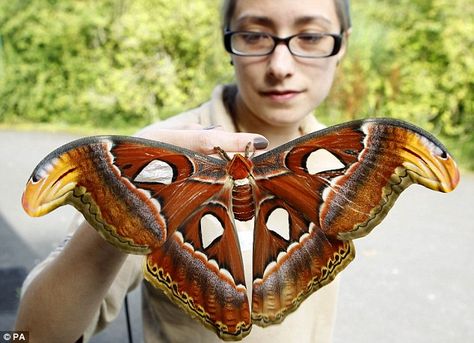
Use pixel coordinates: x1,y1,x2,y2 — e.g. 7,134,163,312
224,31,343,58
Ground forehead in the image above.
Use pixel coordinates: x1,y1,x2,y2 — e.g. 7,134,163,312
231,0,340,31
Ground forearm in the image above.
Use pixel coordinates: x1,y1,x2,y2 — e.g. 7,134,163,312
15,221,128,343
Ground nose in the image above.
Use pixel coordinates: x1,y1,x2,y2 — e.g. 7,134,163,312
266,43,295,81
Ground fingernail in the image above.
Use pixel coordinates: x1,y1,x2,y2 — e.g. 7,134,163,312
253,137,269,150
203,125,222,130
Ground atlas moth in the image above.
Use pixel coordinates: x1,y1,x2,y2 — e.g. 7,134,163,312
22,118,459,340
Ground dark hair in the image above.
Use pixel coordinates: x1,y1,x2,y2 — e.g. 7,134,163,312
221,0,351,32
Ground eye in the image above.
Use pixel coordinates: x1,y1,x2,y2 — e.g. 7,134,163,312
240,32,270,44
296,33,324,45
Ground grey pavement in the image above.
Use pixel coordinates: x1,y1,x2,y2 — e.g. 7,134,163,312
0,130,142,343
1,130,473,342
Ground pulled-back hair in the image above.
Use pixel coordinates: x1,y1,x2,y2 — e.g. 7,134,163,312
221,0,351,32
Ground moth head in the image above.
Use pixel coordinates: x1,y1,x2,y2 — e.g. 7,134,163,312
228,153,253,180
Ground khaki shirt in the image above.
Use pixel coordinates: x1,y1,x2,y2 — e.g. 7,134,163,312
23,85,339,343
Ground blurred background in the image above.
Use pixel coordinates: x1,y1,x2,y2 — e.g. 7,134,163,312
0,0,473,342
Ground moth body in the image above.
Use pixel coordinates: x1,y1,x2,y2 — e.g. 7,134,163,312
228,154,255,221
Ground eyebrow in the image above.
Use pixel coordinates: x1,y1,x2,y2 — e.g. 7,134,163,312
233,15,333,30
234,15,273,29
295,15,332,27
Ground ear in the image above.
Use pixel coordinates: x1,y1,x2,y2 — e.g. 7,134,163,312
229,53,236,66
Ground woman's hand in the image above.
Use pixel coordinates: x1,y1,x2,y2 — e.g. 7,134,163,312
136,123,269,154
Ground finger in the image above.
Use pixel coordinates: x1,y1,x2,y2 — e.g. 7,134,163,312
184,129,269,155
136,128,268,155
203,125,224,131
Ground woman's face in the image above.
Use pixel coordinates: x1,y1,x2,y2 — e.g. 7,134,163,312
230,0,346,128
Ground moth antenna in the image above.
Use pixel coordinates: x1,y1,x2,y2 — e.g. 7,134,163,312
214,146,231,161
245,142,255,158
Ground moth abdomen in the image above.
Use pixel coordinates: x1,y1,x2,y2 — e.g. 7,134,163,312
232,181,255,221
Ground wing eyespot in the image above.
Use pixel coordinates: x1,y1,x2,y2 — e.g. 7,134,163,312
200,213,225,249
134,160,174,184
305,149,345,174
266,207,290,241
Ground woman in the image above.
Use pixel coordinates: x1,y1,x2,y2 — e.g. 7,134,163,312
15,0,351,342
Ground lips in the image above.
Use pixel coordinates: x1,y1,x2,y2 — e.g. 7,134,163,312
259,89,303,102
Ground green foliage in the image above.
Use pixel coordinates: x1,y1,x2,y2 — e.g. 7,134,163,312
0,0,472,168
0,0,230,128
319,0,473,168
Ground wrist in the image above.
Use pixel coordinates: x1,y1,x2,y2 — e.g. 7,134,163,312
73,221,129,263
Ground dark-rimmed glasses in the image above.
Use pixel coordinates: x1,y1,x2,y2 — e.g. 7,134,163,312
224,31,342,58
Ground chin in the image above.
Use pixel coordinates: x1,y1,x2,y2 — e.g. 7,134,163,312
262,111,308,127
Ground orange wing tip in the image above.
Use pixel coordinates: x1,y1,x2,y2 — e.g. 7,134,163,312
402,153,460,193
401,125,461,193
22,179,77,217
22,150,83,217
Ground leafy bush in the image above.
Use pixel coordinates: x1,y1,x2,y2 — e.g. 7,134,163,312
319,0,473,168
0,0,230,128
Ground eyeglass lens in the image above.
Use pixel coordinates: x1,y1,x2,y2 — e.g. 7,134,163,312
230,32,337,57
